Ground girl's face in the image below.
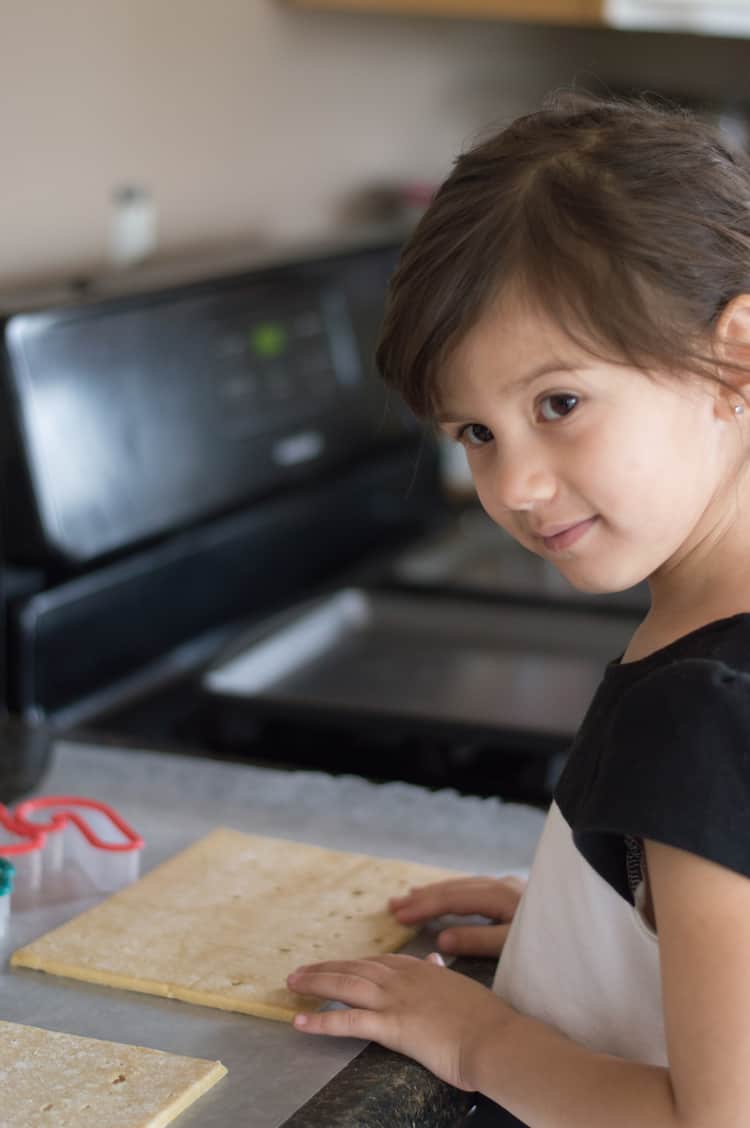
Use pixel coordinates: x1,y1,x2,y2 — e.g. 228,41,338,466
436,302,737,595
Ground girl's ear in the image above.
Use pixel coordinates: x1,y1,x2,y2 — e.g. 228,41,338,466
715,293,750,376
714,294,750,413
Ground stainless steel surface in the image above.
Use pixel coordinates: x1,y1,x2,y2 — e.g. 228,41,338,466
392,509,650,613
1,739,545,1127
204,587,635,738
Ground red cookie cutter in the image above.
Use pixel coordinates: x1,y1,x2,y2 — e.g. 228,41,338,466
5,796,144,895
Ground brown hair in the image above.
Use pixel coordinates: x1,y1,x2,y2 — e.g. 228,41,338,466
376,93,750,417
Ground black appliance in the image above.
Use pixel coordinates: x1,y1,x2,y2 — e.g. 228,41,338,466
0,238,640,806
0,563,51,803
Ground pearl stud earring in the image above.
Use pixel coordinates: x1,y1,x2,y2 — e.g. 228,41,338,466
734,402,745,415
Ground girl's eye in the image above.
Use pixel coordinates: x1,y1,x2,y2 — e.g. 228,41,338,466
538,393,579,422
458,422,494,447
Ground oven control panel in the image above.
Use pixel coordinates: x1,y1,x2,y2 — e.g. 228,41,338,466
211,288,360,438
0,244,417,564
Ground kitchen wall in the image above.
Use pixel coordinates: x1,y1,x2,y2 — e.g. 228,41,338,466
1,1,749,291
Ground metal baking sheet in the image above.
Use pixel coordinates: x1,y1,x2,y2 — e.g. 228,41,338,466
203,587,635,739
392,508,649,612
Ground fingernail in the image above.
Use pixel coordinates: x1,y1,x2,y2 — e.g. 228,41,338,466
294,1014,308,1027
438,934,455,952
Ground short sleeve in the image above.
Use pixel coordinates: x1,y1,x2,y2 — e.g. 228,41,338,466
581,657,750,887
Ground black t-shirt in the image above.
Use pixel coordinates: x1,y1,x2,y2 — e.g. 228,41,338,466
555,612,750,905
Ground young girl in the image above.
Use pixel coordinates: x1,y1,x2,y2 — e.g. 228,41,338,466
287,94,750,1127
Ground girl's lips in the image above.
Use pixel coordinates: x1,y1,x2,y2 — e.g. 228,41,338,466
541,516,598,551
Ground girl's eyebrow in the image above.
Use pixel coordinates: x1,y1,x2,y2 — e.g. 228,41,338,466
435,361,579,423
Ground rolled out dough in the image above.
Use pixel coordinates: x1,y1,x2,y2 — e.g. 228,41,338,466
12,827,464,1021
0,1019,226,1128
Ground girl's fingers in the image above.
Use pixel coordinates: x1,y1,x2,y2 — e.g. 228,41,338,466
286,967,383,1009
293,1007,381,1040
390,875,524,906
287,956,410,1004
293,955,412,977
389,878,498,907
437,922,511,957
390,877,525,924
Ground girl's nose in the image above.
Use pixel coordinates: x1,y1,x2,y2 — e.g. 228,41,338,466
486,448,558,513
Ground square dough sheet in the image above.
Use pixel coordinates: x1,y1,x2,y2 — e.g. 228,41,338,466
12,827,464,1021
0,1019,226,1128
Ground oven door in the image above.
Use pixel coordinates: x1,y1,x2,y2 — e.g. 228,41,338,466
198,584,636,804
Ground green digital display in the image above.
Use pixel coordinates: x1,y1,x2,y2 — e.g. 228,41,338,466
249,322,287,359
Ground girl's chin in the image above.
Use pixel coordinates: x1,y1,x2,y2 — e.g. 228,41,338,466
551,554,649,596
564,577,634,595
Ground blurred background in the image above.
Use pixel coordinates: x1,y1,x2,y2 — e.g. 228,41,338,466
1,0,749,808
2,0,750,294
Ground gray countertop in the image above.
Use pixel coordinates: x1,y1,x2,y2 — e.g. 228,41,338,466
0,738,545,1127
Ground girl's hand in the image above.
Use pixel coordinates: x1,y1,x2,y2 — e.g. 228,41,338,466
388,875,526,957
287,952,516,1091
